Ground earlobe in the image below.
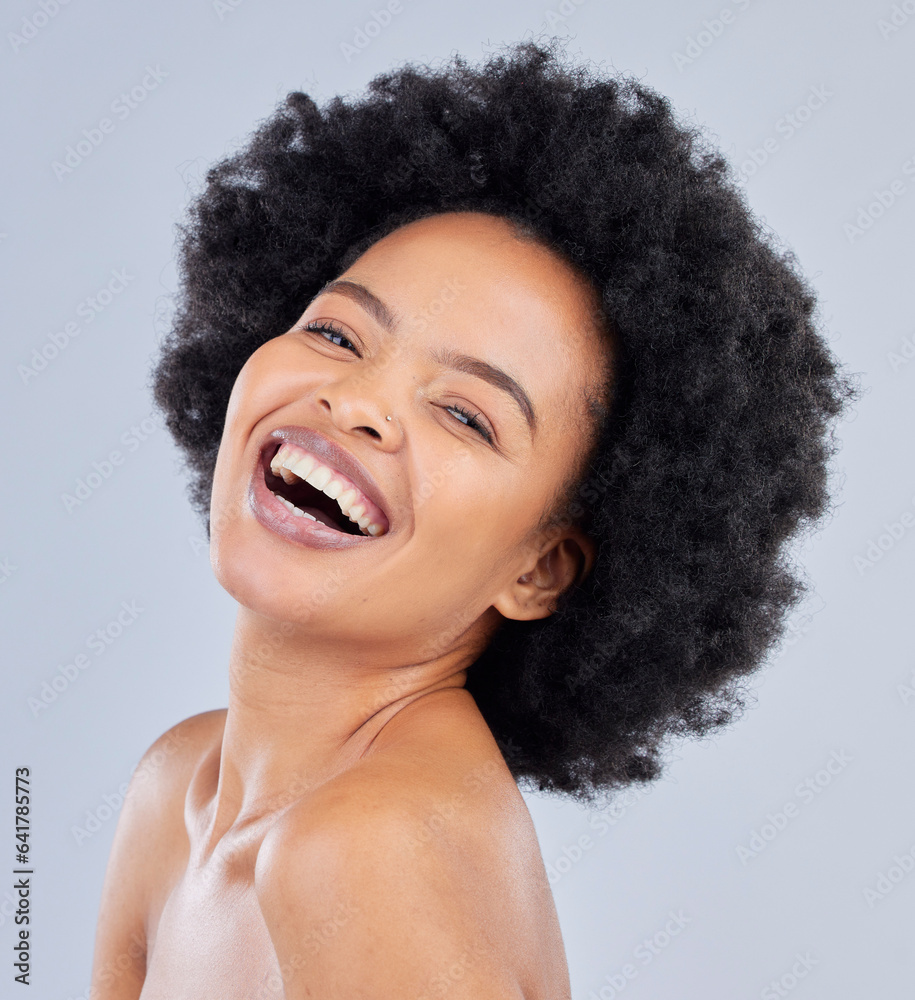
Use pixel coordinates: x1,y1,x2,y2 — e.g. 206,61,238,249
493,529,595,622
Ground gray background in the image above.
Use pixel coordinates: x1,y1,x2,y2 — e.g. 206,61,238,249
1,0,913,997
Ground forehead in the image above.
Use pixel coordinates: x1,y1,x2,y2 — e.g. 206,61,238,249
337,212,608,441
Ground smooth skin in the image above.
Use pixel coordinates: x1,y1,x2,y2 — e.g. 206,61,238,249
90,211,610,999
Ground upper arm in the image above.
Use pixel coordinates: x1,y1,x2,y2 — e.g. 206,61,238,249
257,796,525,999
89,710,221,999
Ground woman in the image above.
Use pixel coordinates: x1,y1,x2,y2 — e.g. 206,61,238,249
90,40,858,999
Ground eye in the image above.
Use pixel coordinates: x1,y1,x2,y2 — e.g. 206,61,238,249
299,320,360,355
446,404,493,444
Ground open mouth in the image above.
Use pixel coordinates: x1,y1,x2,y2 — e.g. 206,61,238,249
261,441,388,537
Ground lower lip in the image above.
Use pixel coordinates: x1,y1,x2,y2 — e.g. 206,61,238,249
247,449,380,551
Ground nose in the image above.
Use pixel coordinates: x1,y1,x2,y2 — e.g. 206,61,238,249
316,376,401,447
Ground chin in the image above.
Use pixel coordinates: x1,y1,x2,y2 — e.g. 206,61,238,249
206,507,359,639
208,509,297,622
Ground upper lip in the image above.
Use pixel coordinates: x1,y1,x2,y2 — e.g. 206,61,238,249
256,424,392,530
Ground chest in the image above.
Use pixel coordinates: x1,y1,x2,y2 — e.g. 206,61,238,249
138,842,288,999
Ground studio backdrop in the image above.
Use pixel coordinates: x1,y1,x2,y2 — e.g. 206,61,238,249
1,1,913,997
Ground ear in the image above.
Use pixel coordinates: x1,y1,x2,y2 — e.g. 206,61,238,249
491,526,596,622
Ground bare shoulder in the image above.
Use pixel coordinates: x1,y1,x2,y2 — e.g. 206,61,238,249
119,708,228,886
116,708,228,850
256,692,571,1000
90,709,227,999
130,708,228,801
128,708,227,792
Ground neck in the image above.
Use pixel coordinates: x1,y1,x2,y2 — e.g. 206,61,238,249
201,604,487,852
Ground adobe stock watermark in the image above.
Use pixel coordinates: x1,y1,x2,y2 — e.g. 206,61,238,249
585,909,691,999
735,85,834,185
886,329,915,372
546,782,654,886
412,446,471,510
853,491,915,574
770,592,827,663
26,600,145,717
863,837,915,907
61,413,162,513
357,602,494,718
399,760,501,854
414,939,494,1000
17,268,136,385
672,0,754,72
70,726,192,846
52,65,168,180
213,0,246,20
563,637,613,696
771,612,814,661
843,150,915,243
735,750,853,864
251,901,363,999
83,932,145,996
0,557,17,588
72,779,131,846
182,771,315,906
152,291,176,341
540,0,589,32
761,952,819,999
877,0,915,38
8,0,74,54
340,0,413,63
896,665,915,706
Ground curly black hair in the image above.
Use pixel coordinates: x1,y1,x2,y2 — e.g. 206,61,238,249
149,39,859,806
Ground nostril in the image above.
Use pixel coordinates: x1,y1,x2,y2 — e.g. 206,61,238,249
359,426,381,440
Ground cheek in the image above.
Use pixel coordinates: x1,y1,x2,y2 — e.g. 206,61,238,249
211,338,308,485
224,339,299,421
207,343,294,544
414,458,544,575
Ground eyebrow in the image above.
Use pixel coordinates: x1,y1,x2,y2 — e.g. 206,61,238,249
430,348,536,435
313,278,537,436
315,278,398,331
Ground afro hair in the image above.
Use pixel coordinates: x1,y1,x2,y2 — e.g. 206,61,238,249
150,39,860,806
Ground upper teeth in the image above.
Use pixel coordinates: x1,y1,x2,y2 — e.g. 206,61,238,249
269,443,386,537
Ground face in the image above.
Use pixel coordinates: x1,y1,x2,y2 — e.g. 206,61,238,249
209,211,609,665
